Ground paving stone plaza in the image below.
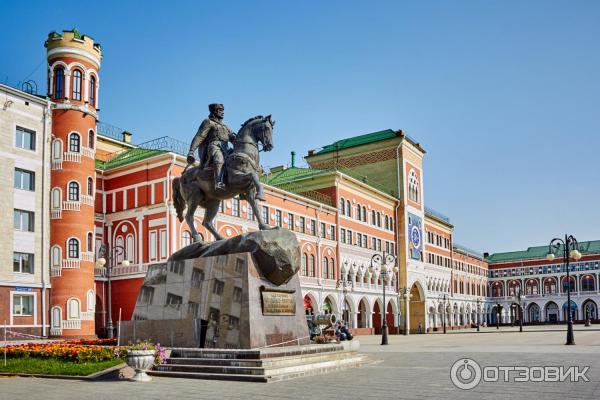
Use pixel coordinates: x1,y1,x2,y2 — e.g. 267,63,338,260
2,326,599,400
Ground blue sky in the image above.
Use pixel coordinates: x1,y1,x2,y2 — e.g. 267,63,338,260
1,1,599,253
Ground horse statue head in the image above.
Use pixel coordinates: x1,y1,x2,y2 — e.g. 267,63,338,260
237,115,275,152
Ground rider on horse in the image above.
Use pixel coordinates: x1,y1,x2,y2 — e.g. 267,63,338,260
187,103,236,190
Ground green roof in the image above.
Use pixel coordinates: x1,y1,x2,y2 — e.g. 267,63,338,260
96,148,165,170
486,240,600,263
261,166,333,186
315,129,399,155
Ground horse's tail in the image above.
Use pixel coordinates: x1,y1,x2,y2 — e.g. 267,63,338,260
172,177,185,222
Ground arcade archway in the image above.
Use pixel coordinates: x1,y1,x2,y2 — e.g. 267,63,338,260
409,282,425,333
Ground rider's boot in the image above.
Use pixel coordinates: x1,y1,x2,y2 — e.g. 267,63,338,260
213,164,225,190
255,184,266,201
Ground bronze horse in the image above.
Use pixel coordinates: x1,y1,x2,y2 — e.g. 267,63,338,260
173,115,274,242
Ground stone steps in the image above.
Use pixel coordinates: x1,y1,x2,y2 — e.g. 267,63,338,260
150,341,367,382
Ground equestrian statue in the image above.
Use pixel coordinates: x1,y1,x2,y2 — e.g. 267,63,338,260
172,103,275,242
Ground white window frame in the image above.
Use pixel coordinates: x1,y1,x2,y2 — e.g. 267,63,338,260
160,229,167,260
67,297,80,320
149,231,157,261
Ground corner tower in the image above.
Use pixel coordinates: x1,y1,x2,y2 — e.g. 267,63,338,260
46,29,101,337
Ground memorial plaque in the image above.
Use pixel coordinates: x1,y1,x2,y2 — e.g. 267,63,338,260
261,287,296,316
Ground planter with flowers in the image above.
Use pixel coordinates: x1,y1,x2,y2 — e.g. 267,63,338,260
124,340,166,382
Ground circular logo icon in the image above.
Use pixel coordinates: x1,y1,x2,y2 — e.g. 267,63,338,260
410,225,421,248
450,358,482,390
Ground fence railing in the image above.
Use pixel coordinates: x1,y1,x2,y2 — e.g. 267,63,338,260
61,320,81,330
62,259,80,269
63,152,81,163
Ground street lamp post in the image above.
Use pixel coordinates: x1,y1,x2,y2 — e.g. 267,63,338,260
512,287,526,333
96,243,129,339
476,298,481,332
547,234,582,346
400,287,412,336
369,252,398,345
496,302,501,330
439,294,448,334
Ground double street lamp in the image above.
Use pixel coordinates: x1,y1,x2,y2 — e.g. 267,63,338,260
439,293,449,334
546,234,582,346
96,243,129,339
336,276,354,328
512,287,526,333
369,252,398,345
476,298,481,332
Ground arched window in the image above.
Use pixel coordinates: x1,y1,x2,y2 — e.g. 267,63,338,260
385,216,389,230
329,258,335,280
52,139,62,161
371,210,376,225
116,236,124,263
87,177,93,195
302,253,308,276
408,170,420,203
51,246,61,267
88,130,95,149
67,238,79,259
181,231,192,248
339,198,345,215
362,206,367,222
86,290,95,312
72,69,82,101
51,188,61,209
89,76,96,107
87,232,93,252
69,133,80,152
51,307,61,329
377,212,381,227
582,275,596,292
67,298,80,319
322,257,328,279
309,255,315,277
355,204,361,221
68,181,79,201
126,234,135,262
345,200,351,217
54,67,64,100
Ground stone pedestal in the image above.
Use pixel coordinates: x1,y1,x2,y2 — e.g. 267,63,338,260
121,229,309,349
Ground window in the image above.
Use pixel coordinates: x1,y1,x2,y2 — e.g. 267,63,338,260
233,287,243,303
54,67,65,99
356,204,362,220
408,170,420,203
182,231,192,248
67,298,80,319
309,255,315,277
340,229,346,243
149,231,157,260
346,200,351,217
88,130,95,149
51,246,61,267
357,233,362,247
309,220,316,236
191,268,205,288
329,226,335,240
322,257,328,279
14,209,34,232
166,293,183,310
68,238,79,258
229,315,240,330
287,213,294,230
299,216,305,233
247,202,254,220
52,139,62,161
126,234,134,262
89,76,96,106
68,181,79,201
51,307,61,329
275,209,282,227
329,259,335,280
235,258,245,273
377,212,381,227
14,168,35,191
261,206,269,224
362,206,367,222
87,290,95,311
302,253,308,276
15,126,36,151
13,295,34,316
371,210,376,225
372,237,377,250
69,133,80,153
209,307,220,323
87,232,93,252
160,230,167,259
385,216,389,230
72,70,82,101
13,252,34,274
87,177,93,195
213,279,225,295
347,230,352,245
339,198,345,214
232,197,240,217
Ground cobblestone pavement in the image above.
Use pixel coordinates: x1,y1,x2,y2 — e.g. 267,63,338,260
1,328,599,400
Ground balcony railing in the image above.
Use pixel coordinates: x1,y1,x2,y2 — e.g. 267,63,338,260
94,263,150,278
63,152,81,163
50,209,62,220
50,266,61,277
63,201,80,211
82,147,95,159
94,267,107,277
62,259,80,269
81,311,94,321
81,194,94,207
50,327,62,336
61,319,81,330
81,252,95,262
51,160,62,170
